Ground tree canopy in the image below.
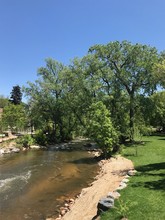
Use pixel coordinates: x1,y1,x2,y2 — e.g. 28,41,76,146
1,40,163,156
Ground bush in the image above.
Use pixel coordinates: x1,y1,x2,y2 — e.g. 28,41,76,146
16,134,35,148
34,130,48,146
87,101,119,157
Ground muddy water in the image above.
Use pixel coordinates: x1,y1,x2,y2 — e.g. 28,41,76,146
0,142,98,220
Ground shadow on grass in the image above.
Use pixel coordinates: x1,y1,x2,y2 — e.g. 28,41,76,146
137,162,165,172
132,162,165,191
150,133,165,137
123,153,136,157
158,138,165,141
131,178,165,191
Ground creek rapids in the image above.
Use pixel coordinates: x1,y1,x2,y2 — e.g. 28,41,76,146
0,141,99,220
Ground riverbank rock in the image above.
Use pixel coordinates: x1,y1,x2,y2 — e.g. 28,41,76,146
30,145,40,149
97,197,114,214
117,182,127,190
107,191,120,199
11,148,20,153
0,149,5,154
0,147,20,155
128,169,137,176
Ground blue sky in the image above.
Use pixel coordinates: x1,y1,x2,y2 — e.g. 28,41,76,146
0,0,165,98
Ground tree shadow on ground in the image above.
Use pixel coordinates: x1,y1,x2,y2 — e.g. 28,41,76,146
131,162,165,191
137,162,165,172
131,178,165,191
158,138,165,141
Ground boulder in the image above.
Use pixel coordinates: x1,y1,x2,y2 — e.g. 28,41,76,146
11,148,20,153
0,149,5,155
121,178,129,183
97,197,114,214
3,149,11,154
117,182,127,190
107,191,120,199
128,169,137,176
30,145,40,149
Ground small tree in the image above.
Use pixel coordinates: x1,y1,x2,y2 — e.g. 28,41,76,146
87,101,119,157
1,103,27,132
10,85,22,105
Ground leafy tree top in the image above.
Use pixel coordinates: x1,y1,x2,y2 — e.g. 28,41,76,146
89,40,159,95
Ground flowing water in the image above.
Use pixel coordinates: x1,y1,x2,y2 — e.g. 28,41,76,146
0,141,98,220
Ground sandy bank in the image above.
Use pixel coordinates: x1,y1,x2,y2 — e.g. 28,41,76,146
57,156,134,220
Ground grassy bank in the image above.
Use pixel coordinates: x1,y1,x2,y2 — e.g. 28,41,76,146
101,135,165,220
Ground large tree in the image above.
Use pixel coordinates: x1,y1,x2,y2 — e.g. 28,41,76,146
89,41,159,141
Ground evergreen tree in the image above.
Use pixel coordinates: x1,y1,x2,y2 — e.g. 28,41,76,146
10,85,22,105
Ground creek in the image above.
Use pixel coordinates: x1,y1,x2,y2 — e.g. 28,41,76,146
0,141,98,220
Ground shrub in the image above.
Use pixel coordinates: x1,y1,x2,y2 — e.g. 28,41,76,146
34,130,48,146
16,134,35,148
87,101,119,157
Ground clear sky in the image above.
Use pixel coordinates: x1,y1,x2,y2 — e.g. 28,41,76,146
0,0,165,98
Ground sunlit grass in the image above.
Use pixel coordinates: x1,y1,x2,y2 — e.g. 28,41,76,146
101,135,165,220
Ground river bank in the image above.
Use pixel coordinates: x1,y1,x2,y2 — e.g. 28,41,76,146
47,156,134,220
0,137,98,155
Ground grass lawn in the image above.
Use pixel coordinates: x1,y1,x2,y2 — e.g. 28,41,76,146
101,135,165,220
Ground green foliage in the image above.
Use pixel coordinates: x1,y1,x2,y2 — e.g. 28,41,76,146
89,41,159,141
34,130,48,146
150,91,165,131
87,101,119,157
0,95,9,108
16,134,35,148
10,85,22,105
153,56,165,88
1,103,27,132
23,41,163,145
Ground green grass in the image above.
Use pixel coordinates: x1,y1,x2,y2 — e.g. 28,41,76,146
101,135,165,220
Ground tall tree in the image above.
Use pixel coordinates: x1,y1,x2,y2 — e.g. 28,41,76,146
89,41,159,141
10,85,22,105
24,58,75,142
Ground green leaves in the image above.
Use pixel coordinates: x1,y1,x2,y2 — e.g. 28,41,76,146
87,101,118,157
1,103,27,132
22,40,164,148
89,41,159,141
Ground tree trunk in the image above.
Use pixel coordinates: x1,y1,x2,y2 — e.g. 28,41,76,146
129,92,135,142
